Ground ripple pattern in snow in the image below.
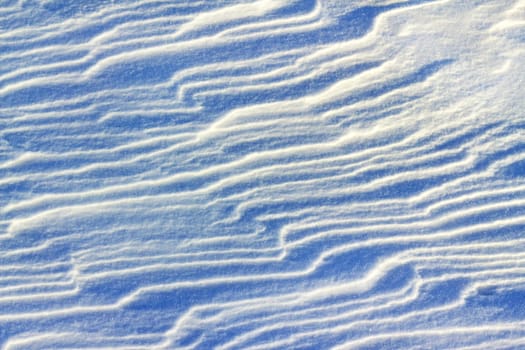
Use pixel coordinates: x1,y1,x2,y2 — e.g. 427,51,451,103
1,0,525,349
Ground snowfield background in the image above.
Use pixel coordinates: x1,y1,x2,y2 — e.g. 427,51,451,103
1,0,525,349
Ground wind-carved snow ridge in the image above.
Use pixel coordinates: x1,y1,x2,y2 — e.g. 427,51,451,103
0,0,524,348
